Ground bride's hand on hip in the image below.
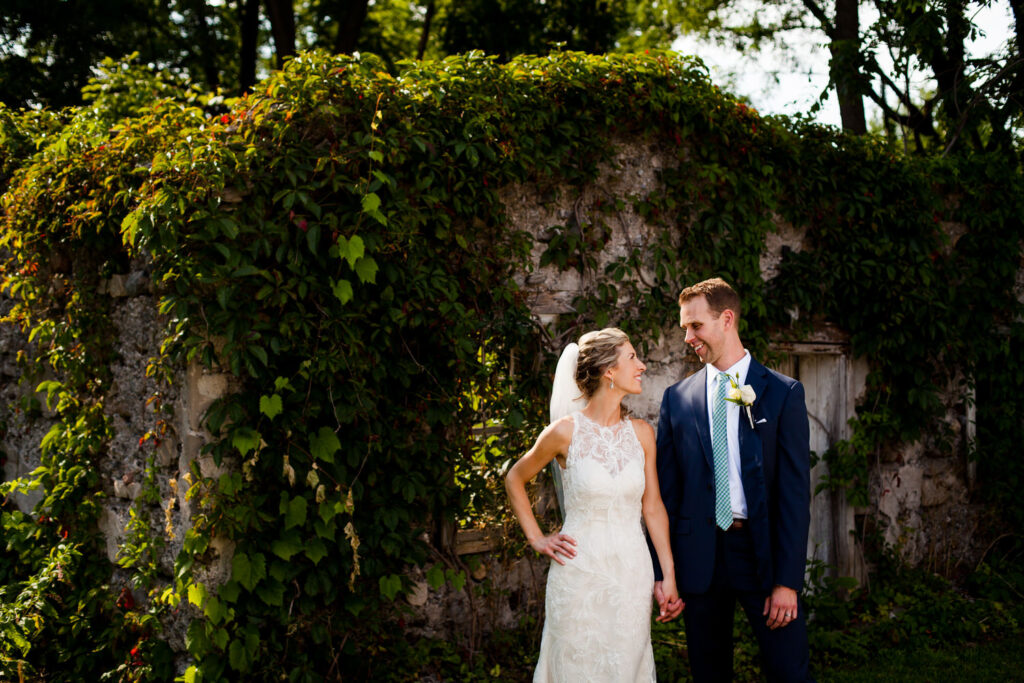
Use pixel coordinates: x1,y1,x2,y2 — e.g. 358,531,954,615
531,532,577,565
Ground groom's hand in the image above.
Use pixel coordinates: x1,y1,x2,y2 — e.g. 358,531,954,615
654,581,684,622
764,585,798,629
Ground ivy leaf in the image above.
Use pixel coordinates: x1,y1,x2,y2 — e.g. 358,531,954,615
347,234,365,268
250,345,268,366
446,568,467,592
259,394,283,419
217,286,231,311
183,666,199,683
231,428,261,456
306,223,321,254
319,500,339,523
314,517,336,541
219,581,241,603
5,624,30,656
184,624,208,658
229,637,249,671
336,234,365,270
188,582,207,608
204,595,227,625
231,552,266,591
304,537,328,565
210,628,229,651
120,211,140,247
310,426,340,463
271,532,303,561
379,573,402,601
354,256,378,284
256,578,285,606
426,563,445,590
280,493,308,529
332,278,353,304
361,192,381,214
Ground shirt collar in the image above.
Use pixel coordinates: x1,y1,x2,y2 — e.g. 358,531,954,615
706,349,752,390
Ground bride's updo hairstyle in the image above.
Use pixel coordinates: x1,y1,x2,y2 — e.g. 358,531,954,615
574,328,630,399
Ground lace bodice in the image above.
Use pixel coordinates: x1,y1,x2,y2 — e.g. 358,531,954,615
560,411,647,530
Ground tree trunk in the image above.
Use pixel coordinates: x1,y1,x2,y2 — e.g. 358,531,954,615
832,0,866,133
240,0,260,93
265,0,296,68
334,0,371,54
417,0,437,60
185,0,220,90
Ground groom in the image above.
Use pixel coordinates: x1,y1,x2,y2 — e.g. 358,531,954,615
651,278,814,682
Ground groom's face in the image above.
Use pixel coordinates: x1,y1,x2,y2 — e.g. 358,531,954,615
679,295,727,365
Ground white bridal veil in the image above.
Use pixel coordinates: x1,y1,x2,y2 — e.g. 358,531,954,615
548,342,588,513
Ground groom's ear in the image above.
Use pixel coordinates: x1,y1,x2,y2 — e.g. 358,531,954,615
720,308,736,329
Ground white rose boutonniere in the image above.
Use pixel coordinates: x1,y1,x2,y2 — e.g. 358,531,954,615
724,372,756,428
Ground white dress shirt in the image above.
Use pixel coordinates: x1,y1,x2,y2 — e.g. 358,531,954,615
705,350,752,520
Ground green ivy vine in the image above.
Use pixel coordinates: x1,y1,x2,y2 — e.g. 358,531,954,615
1,49,1021,682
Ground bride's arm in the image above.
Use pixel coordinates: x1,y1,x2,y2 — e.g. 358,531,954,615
635,419,683,619
505,417,577,565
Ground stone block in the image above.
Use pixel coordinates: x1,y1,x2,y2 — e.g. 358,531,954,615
125,270,150,296
108,274,128,297
158,438,178,467
406,581,429,607
97,508,125,563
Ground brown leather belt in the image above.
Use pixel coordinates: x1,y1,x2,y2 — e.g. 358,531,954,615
728,519,746,530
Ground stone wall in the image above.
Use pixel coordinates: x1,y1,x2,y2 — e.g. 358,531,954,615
0,261,237,666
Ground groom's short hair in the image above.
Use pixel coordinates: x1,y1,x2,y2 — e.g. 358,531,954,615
678,278,741,320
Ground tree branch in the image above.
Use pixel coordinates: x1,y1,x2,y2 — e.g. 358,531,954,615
798,0,835,36
943,55,1024,156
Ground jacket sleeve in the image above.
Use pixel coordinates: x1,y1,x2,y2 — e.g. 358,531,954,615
771,380,811,591
649,386,678,582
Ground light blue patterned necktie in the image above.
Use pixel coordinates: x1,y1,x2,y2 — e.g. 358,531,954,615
713,371,733,530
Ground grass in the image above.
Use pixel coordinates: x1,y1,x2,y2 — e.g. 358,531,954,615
822,634,1024,682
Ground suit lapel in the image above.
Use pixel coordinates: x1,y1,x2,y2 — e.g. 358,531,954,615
685,366,714,470
738,357,770,466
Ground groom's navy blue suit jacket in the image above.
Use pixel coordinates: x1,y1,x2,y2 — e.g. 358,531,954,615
652,358,811,594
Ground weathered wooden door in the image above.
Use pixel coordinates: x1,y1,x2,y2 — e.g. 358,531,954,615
773,338,868,584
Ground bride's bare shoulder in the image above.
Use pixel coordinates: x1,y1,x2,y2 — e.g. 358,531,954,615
547,414,576,441
534,414,574,449
630,418,655,443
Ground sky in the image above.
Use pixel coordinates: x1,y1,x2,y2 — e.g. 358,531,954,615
670,1,1015,128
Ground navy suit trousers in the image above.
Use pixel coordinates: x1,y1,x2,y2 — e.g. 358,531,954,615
681,526,814,683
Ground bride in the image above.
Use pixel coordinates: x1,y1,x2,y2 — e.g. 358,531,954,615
505,328,681,682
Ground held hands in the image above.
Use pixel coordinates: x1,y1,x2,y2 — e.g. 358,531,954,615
654,579,684,622
531,532,577,565
763,585,799,629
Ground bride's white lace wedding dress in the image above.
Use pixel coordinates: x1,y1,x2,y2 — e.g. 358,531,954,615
534,411,656,682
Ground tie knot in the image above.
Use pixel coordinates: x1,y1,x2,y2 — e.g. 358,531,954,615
716,372,729,399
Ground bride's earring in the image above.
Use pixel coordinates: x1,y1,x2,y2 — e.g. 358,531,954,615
610,379,615,390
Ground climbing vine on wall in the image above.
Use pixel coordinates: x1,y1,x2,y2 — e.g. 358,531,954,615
1,49,1022,681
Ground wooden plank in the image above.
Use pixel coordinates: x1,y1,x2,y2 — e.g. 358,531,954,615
455,528,500,555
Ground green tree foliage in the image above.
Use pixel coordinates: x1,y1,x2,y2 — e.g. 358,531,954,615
1,1,701,108
673,0,1024,159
